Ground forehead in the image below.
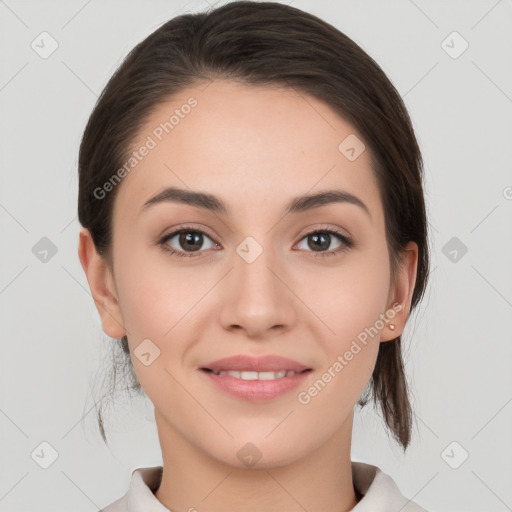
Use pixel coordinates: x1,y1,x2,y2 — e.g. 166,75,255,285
113,79,382,222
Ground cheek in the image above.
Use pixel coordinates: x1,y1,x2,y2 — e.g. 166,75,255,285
113,252,207,396
307,247,391,339
306,245,390,387
296,263,388,423
114,241,209,338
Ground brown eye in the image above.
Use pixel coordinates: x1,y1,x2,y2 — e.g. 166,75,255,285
176,231,204,252
159,227,218,258
296,228,354,257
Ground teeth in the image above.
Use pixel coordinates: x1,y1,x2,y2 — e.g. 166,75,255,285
212,370,297,380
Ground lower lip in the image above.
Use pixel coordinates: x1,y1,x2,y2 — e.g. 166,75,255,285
201,370,311,402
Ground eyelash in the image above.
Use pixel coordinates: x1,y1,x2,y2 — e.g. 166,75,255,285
157,225,354,259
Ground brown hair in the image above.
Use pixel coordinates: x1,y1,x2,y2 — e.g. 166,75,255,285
78,0,430,451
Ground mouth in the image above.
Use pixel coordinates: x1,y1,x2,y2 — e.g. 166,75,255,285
201,353,312,374
199,354,313,401
200,368,312,380
199,364,313,402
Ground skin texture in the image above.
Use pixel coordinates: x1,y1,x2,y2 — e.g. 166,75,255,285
78,79,418,512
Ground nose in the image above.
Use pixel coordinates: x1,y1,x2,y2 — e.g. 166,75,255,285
218,240,297,339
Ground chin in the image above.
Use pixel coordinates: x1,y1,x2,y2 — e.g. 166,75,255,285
203,433,307,470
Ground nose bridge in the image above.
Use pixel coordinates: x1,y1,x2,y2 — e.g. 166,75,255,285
235,233,282,302
219,232,295,335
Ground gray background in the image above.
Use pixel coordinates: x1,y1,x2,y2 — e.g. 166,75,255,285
1,1,511,511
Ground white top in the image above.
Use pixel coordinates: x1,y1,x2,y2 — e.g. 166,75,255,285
99,462,427,512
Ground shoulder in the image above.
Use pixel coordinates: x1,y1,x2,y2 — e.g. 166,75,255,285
98,466,167,512
351,461,428,512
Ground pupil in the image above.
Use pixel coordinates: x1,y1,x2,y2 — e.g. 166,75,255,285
310,233,329,251
180,232,202,251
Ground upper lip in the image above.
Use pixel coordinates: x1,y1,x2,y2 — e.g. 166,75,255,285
201,354,311,373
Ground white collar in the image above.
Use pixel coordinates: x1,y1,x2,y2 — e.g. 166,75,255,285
101,461,427,512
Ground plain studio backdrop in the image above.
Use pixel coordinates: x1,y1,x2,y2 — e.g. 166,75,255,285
1,1,511,511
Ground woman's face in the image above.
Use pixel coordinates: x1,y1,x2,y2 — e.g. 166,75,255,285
85,79,416,467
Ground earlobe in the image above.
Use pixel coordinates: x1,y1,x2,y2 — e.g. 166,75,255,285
381,241,419,342
78,227,127,339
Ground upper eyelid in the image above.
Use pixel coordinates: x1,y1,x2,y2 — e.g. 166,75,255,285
160,225,218,243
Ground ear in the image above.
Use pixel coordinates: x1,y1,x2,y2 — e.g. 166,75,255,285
78,227,127,339
380,241,418,342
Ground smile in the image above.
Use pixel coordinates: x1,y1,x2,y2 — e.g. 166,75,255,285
204,369,309,380
200,368,312,402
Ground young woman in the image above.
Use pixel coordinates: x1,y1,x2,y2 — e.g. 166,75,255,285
77,2,430,510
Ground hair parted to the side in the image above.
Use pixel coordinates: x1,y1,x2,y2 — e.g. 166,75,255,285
78,0,430,451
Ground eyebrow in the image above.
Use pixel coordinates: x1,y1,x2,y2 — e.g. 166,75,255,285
139,186,371,219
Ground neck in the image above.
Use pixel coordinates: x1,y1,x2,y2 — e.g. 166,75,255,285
153,411,359,512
